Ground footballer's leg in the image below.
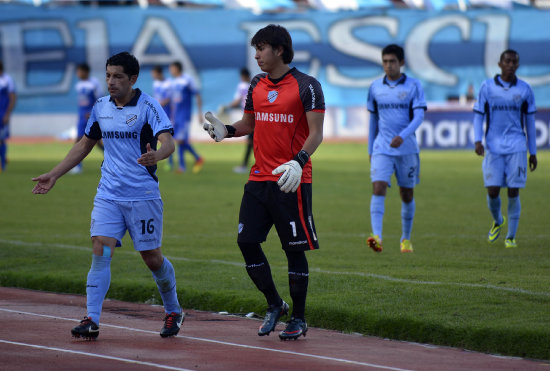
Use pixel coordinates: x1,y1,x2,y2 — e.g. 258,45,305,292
238,182,286,336
504,152,527,248
396,154,419,253
483,152,506,243
368,154,393,252
505,188,520,248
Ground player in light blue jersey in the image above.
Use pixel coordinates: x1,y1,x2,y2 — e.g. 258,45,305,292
473,49,537,249
0,61,16,173
71,63,103,174
366,44,427,253
152,65,174,171
32,52,184,339
170,61,204,173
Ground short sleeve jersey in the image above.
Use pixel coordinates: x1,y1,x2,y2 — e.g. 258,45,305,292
244,67,325,183
234,81,250,110
76,77,102,120
367,74,427,156
153,78,173,119
171,74,198,125
85,89,174,201
0,73,15,120
473,75,536,155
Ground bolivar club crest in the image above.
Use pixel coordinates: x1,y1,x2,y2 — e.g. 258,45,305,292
399,91,408,100
126,114,138,127
267,90,278,103
513,94,522,103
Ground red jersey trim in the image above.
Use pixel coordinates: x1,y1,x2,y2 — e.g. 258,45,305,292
310,109,325,113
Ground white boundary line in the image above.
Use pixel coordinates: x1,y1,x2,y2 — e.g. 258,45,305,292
2,238,550,298
0,339,195,371
0,308,413,371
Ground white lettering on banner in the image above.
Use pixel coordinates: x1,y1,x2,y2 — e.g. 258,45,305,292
406,15,470,86
477,15,509,79
535,120,549,147
326,17,398,88
132,17,200,87
77,19,109,85
0,20,74,95
241,20,321,78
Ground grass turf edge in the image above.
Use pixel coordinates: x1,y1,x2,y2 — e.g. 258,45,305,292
1,272,548,361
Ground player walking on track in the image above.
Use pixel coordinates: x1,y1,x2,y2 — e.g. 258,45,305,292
32,52,184,339
0,61,16,173
473,49,537,248
203,24,325,340
366,44,427,254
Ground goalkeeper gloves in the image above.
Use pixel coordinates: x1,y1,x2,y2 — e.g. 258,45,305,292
203,112,235,142
272,150,310,193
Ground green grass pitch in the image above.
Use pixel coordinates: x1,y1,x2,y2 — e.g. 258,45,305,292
1,141,549,359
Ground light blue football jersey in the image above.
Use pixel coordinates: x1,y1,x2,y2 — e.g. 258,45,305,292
0,73,15,122
76,77,102,120
367,74,427,156
171,74,198,125
153,78,173,118
473,75,536,155
85,89,173,201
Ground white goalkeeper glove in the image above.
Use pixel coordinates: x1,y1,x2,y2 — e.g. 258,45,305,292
272,150,310,193
203,111,228,142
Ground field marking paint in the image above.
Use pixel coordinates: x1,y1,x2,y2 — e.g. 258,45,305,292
0,308,413,371
2,238,550,298
0,339,195,371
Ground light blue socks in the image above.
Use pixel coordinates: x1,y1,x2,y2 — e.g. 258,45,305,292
507,196,521,239
86,246,112,325
401,199,415,241
487,195,503,225
370,195,385,238
152,258,181,314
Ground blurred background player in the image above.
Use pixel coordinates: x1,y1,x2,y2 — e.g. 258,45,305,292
473,49,537,249
169,61,204,173
152,65,174,171
32,52,183,339
0,61,16,173
221,67,253,174
71,62,103,174
204,24,325,340
366,44,427,254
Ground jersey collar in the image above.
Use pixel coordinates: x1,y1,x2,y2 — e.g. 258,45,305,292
494,74,517,88
109,88,142,108
383,73,407,86
267,67,295,85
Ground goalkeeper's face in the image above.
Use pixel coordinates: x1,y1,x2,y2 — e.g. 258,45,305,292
106,65,137,101
254,43,283,73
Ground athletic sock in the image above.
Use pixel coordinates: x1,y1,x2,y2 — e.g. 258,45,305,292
239,242,281,307
152,258,181,314
401,199,416,241
86,254,111,325
183,141,200,161
0,142,6,170
286,251,309,320
370,195,385,238
178,144,185,170
487,194,503,225
506,196,521,239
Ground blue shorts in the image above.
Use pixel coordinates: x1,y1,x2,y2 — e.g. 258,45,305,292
77,116,88,138
483,151,527,188
90,197,164,251
0,124,10,141
370,153,420,188
174,121,190,142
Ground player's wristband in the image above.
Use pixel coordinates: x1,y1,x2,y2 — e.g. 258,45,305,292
225,125,236,138
293,150,310,168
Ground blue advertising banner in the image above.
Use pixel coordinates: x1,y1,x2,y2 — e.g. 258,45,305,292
1,4,550,116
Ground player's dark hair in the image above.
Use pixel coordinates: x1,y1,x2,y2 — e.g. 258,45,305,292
251,24,294,64
171,61,183,72
77,63,90,73
500,49,519,62
240,67,250,78
106,52,139,78
152,65,164,74
382,44,405,62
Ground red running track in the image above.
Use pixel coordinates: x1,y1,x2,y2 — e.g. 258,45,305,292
0,287,547,371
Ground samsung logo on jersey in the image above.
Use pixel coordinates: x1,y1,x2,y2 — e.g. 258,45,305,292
491,105,520,112
102,131,138,139
378,103,409,110
255,112,294,124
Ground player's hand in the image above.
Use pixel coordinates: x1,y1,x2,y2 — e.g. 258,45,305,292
272,160,302,193
203,112,227,142
529,155,537,171
137,143,158,166
390,136,403,148
31,173,57,194
475,141,484,156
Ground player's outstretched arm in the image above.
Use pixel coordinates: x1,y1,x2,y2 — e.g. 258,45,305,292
137,132,174,167
203,112,254,142
32,136,97,194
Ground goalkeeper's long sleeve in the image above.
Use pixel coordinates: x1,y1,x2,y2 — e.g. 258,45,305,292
368,113,379,156
473,112,485,143
526,113,537,155
398,107,425,141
